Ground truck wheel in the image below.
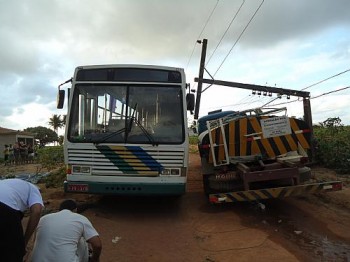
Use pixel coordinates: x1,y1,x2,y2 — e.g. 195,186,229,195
299,166,312,183
204,174,243,194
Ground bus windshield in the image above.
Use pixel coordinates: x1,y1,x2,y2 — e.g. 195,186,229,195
67,84,185,144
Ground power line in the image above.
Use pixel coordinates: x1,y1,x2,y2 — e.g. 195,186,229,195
267,85,350,107
202,95,265,111
302,68,350,91
311,85,350,99
261,96,279,107
186,0,220,70
236,93,255,105
206,0,246,66
199,83,349,114
266,98,299,107
262,68,350,107
213,0,264,77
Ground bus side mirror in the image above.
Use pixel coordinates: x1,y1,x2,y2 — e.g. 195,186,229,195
57,89,65,109
186,93,195,112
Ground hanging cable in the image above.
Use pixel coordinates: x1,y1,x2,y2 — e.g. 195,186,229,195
311,85,350,99
185,0,220,70
267,85,350,107
213,0,264,77
261,96,279,107
301,68,350,90
263,68,350,107
267,99,298,107
206,0,245,66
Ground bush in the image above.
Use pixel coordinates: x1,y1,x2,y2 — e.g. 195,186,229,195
189,135,198,145
314,124,350,174
37,146,64,171
42,166,66,188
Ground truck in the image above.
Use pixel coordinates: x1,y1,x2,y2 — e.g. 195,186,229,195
192,39,342,203
196,107,343,203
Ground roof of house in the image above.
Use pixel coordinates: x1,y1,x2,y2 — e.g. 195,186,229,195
0,127,34,136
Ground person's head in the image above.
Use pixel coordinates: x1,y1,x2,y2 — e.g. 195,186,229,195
59,199,77,212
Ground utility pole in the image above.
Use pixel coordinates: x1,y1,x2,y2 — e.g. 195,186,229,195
194,39,207,120
303,97,315,160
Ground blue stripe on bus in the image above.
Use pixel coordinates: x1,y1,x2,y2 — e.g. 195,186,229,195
96,145,163,173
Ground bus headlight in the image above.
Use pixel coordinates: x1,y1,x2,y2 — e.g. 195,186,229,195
72,165,91,175
161,168,181,176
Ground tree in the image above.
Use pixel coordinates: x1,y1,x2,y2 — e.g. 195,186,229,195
24,126,58,146
321,117,343,135
48,114,65,134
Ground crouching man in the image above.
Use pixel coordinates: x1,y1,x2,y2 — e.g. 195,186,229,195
31,199,102,262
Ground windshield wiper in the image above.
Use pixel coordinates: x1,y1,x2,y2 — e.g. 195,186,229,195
125,103,157,146
126,103,138,136
93,127,125,144
133,118,158,146
93,103,157,146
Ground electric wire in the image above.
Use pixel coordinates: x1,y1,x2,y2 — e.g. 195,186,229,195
262,68,350,107
185,0,220,70
301,68,350,91
200,0,263,94
213,0,264,77
265,98,298,107
267,85,350,107
311,85,350,99
205,0,245,66
261,95,279,107
236,93,255,106
202,95,264,112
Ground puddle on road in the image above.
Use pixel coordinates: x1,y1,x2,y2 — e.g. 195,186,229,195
277,219,350,261
235,201,350,261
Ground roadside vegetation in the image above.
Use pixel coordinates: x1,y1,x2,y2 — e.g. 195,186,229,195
313,117,350,174
36,146,65,188
189,135,199,153
36,146,64,171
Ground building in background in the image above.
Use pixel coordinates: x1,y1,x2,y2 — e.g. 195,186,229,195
0,127,34,159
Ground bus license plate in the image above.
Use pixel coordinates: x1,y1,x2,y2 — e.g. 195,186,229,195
68,184,88,192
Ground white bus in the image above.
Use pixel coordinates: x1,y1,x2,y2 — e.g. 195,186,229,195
57,64,195,195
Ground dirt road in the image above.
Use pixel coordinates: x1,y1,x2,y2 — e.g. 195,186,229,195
8,152,350,261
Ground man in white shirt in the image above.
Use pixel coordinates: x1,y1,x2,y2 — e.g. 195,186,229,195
31,199,102,262
0,178,44,262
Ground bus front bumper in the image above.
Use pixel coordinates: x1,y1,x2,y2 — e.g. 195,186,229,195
64,180,186,195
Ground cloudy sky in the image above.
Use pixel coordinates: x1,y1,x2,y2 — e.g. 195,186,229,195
1,0,350,132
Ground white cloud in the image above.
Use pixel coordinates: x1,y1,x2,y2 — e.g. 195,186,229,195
4,102,57,130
